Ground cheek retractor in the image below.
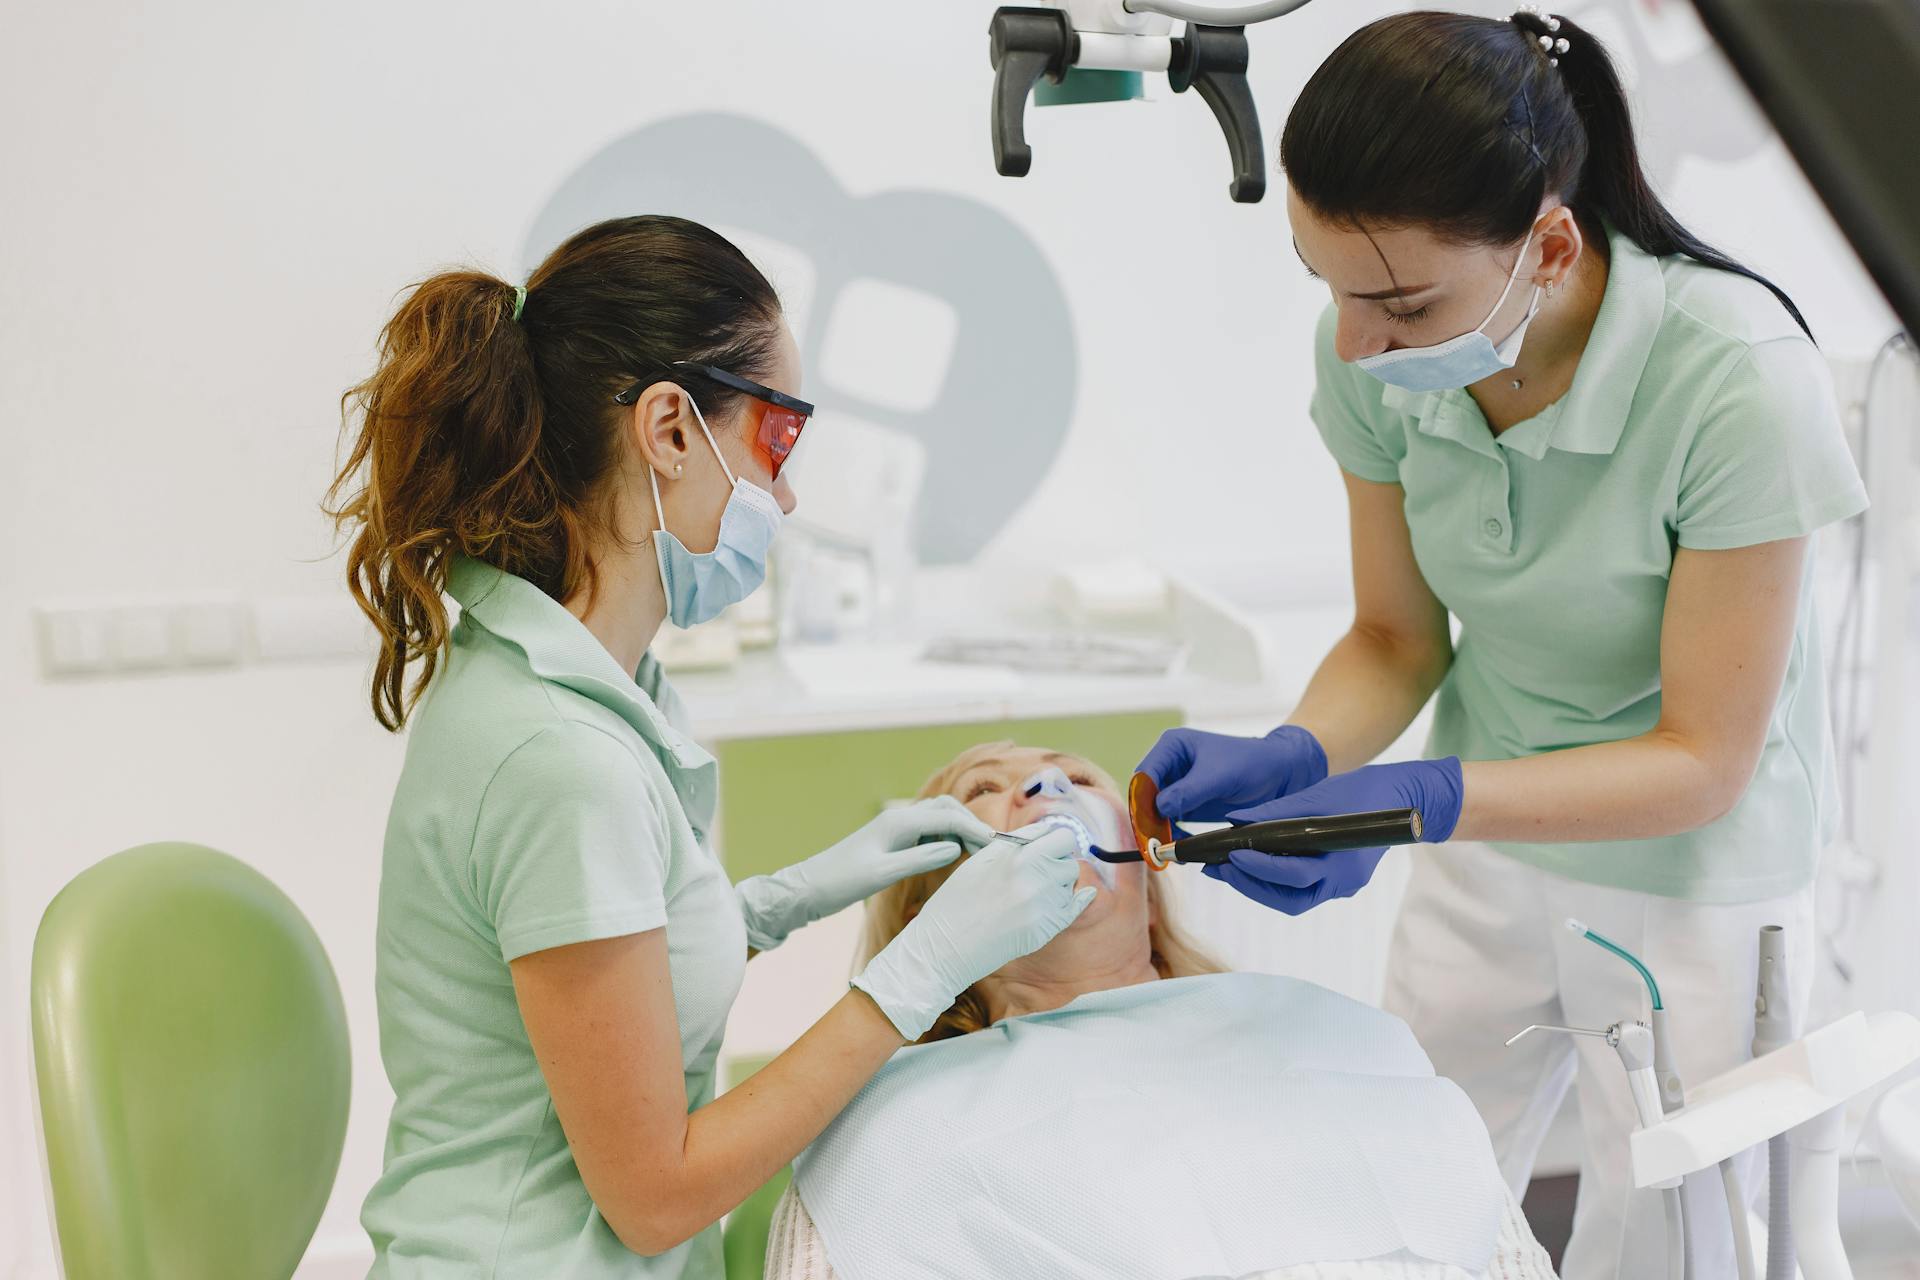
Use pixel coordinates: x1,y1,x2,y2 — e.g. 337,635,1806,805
1014,767,1126,890
1023,811,1115,891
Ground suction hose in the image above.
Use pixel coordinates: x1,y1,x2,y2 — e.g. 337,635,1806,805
1766,1136,1794,1280
1752,926,1796,1280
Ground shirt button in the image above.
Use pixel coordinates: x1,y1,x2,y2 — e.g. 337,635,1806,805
1484,518,1504,538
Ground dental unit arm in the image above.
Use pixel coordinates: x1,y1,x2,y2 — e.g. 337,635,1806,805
1509,1011,1692,1280
988,0,1316,202
1514,921,1920,1280
1512,925,1694,1280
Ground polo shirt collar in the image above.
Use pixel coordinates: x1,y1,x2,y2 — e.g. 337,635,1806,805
445,555,715,778
1543,222,1664,456
1378,221,1664,462
1383,382,1500,459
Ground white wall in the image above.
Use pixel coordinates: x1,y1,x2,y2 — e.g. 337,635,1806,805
0,1,1903,1276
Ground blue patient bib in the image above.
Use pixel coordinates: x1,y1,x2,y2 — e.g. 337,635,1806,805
794,973,1507,1280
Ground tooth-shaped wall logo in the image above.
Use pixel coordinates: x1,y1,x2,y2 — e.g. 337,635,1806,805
523,112,1077,565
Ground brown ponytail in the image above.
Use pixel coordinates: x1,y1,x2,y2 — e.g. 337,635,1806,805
326,216,781,731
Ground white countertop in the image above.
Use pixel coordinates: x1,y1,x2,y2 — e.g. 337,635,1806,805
671,604,1354,741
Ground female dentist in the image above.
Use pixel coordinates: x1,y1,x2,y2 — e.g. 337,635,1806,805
330,214,1092,1278
1140,12,1865,1279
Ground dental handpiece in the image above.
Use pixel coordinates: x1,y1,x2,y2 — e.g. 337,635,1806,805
1093,808,1423,867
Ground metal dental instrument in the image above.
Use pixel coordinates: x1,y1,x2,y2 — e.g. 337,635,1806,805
992,824,1085,847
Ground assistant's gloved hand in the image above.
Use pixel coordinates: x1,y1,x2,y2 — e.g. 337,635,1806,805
735,796,994,952
852,825,1095,1042
1136,724,1329,823
1205,757,1464,916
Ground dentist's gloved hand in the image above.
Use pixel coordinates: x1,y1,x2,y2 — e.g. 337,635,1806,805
853,825,1095,1042
1137,725,1329,823
1206,757,1464,916
735,796,995,952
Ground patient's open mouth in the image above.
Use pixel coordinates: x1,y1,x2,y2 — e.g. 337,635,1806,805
1025,810,1117,890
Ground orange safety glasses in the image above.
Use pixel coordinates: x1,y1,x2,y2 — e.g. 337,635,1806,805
614,361,815,483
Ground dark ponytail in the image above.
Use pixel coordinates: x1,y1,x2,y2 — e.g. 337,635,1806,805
326,216,781,731
1281,10,1811,339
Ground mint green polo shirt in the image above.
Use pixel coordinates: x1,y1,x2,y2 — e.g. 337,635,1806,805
362,557,746,1279
1310,225,1867,904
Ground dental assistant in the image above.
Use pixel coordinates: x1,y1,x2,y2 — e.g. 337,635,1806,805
1141,12,1865,1280
331,215,1092,1278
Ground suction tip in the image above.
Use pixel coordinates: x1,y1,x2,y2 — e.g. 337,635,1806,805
1564,917,1588,935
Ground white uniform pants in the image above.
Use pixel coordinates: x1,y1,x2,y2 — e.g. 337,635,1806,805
1383,841,1815,1280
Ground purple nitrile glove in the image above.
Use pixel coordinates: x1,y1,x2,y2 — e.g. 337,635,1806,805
1203,757,1464,916
1135,725,1329,824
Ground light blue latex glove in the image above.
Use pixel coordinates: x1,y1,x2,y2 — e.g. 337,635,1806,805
735,796,995,952
853,825,1095,1042
1204,757,1463,915
1136,725,1329,823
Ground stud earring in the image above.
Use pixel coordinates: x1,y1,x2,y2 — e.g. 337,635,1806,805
674,463,684,476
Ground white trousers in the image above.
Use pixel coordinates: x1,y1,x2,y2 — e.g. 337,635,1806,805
1383,841,1816,1280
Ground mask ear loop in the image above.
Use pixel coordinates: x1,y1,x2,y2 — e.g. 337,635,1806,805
643,388,746,612
646,464,669,543
1476,225,1538,337
684,393,739,488
644,389,742,535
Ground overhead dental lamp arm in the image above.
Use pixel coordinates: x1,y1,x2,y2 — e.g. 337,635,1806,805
988,0,1312,201
989,8,1077,177
1168,23,1263,202
1123,0,1313,25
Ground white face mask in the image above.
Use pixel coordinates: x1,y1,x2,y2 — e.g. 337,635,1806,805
1352,227,1545,393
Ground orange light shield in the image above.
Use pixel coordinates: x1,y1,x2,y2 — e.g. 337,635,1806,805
1127,772,1174,871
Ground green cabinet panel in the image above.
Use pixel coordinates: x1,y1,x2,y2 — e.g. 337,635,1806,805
719,1054,787,1280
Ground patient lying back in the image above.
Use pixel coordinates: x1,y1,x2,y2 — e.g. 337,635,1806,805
764,744,1557,1280
856,742,1226,1042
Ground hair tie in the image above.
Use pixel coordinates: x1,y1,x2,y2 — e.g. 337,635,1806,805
510,284,527,322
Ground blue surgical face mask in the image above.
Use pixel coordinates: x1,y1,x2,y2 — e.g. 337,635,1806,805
1353,228,1544,393
649,396,783,628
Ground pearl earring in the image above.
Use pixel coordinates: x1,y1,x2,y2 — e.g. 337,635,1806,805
674,463,684,476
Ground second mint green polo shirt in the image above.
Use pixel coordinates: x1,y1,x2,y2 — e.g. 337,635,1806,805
1310,225,1867,904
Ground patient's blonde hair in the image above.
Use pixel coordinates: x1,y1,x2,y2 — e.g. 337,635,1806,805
859,740,1225,1044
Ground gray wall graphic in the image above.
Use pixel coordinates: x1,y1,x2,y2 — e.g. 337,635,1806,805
1571,0,1774,186
524,112,1077,566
